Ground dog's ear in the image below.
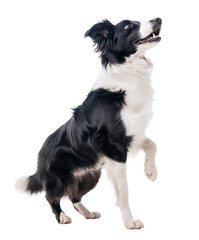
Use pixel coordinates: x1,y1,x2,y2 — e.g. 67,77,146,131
85,20,114,53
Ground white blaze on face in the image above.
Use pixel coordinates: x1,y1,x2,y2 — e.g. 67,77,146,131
137,21,159,53
139,21,153,39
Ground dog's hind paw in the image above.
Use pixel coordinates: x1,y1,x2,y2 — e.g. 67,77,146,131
85,211,101,219
59,212,72,224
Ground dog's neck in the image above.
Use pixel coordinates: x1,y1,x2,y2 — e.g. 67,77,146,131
93,54,153,91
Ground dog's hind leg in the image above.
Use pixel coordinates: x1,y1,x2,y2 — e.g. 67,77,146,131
43,172,72,224
46,197,72,224
73,201,101,219
69,170,101,219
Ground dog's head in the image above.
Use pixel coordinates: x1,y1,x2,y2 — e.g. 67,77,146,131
85,18,162,66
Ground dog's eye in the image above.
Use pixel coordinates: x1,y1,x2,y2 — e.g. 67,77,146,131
124,24,134,30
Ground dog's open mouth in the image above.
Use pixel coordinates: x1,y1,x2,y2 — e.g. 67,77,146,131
135,26,161,45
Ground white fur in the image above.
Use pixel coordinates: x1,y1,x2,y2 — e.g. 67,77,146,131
59,212,72,224
138,21,159,54
139,21,153,39
93,53,154,154
73,160,104,178
15,176,29,193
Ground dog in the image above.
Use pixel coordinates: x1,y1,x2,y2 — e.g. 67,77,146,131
16,17,162,229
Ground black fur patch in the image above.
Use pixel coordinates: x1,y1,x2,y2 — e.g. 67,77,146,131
27,88,133,204
85,19,140,66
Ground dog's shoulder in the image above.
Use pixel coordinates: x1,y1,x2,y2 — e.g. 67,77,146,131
73,88,126,119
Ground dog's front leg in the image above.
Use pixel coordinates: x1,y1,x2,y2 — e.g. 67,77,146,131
141,137,158,181
105,159,144,229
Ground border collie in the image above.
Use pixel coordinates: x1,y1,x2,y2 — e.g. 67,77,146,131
16,18,162,229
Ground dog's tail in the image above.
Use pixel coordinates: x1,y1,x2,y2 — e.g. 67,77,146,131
15,173,43,194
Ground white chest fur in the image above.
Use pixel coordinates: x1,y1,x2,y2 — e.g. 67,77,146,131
93,55,154,152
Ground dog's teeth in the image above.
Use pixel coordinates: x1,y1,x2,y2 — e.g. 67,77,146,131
153,33,155,37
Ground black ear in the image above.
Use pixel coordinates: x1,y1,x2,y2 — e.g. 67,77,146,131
85,20,114,52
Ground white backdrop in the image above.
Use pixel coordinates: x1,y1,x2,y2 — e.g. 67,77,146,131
1,0,199,239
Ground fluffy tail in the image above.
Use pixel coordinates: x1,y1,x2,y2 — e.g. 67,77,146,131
15,173,43,194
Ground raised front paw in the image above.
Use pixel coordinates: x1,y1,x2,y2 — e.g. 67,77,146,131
145,161,158,181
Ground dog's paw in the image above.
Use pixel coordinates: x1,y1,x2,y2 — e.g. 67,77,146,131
85,211,101,219
125,219,144,229
145,162,158,181
59,212,72,224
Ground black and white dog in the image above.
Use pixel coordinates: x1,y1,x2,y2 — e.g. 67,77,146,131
16,18,162,229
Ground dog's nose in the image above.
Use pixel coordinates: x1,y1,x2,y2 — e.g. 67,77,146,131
150,18,162,24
